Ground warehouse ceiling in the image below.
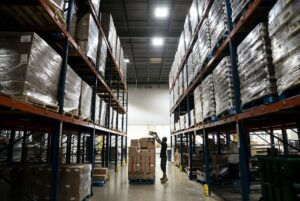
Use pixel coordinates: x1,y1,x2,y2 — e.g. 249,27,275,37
101,0,192,86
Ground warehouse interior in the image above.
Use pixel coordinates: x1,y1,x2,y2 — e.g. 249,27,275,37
0,0,300,201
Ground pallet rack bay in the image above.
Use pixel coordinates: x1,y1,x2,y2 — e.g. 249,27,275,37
169,0,300,201
0,1,128,201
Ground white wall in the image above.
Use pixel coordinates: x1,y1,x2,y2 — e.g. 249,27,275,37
127,86,171,144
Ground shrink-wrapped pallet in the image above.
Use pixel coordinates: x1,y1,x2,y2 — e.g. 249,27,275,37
237,23,277,106
184,16,192,49
170,113,175,132
91,0,101,17
79,81,92,119
50,0,65,12
187,52,195,86
179,72,183,97
190,109,195,126
208,0,228,51
202,75,216,119
198,18,211,71
269,0,300,94
0,32,62,107
230,0,253,24
213,57,235,116
102,13,117,58
189,0,199,33
64,66,81,115
97,33,108,77
179,115,185,130
197,0,208,19
194,84,203,124
182,64,187,92
120,47,127,78
75,13,99,65
100,99,107,127
116,37,121,66
95,95,101,124
64,0,77,38
178,32,186,61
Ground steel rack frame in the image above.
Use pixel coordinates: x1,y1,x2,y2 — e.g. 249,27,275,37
0,1,128,201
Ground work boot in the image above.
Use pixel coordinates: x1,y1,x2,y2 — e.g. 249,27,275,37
162,175,168,182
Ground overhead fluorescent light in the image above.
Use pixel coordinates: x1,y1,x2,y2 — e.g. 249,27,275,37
125,59,130,63
154,7,169,18
152,37,164,46
150,58,162,64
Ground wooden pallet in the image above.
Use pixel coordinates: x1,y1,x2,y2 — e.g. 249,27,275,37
13,95,59,112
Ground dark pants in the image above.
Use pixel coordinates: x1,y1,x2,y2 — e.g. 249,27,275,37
160,157,167,174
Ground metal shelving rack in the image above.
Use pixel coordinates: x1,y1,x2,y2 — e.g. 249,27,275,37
169,0,300,201
0,1,128,201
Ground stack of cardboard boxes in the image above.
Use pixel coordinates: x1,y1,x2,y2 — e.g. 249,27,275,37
128,138,156,180
93,167,109,182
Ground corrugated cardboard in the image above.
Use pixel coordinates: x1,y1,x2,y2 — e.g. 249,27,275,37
130,139,139,147
139,138,148,149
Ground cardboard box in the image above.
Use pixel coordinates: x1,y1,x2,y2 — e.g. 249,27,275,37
94,167,108,175
139,138,148,149
93,174,107,181
131,139,139,147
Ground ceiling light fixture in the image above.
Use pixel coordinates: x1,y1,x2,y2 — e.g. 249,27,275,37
154,7,169,18
152,37,164,46
125,59,130,63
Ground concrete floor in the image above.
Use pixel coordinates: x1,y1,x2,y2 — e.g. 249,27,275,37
91,157,223,201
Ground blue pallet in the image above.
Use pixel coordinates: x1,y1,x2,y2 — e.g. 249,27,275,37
217,108,237,119
93,180,106,187
129,179,155,185
210,31,229,56
242,94,277,111
279,85,300,101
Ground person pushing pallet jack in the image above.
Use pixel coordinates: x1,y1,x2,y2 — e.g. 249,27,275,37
149,131,168,183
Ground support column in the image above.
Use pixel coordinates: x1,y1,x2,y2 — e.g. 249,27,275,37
125,136,128,163
203,129,211,195
77,131,81,164
66,134,72,164
270,129,275,155
282,127,289,156
115,135,118,172
7,130,16,162
217,131,221,154
121,136,124,166
180,134,183,172
189,133,193,180
21,131,27,163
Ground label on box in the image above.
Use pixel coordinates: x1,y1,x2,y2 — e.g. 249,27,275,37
20,54,28,64
20,35,32,43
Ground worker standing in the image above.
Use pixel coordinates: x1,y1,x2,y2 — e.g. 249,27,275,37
157,137,168,183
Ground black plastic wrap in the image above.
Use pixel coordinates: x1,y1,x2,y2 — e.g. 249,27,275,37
208,0,228,50
194,84,203,123
100,99,107,127
76,13,99,65
0,32,62,107
197,18,211,72
202,74,216,119
213,57,235,116
79,81,92,119
64,66,81,114
190,0,199,33
237,23,277,106
269,0,300,94
230,0,252,23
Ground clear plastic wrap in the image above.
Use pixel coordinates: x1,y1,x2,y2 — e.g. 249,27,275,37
269,0,300,94
182,64,187,92
76,14,99,65
91,0,101,17
97,34,108,77
64,66,81,114
79,81,92,119
100,99,107,127
213,57,235,116
194,84,203,123
237,23,277,106
64,0,77,38
197,0,208,19
190,109,195,126
208,0,228,50
101,13,117,59
184,15,192,49
189,0,199,33
179,115,186,130
202,74,216,119
0,32,62,107
179,72,183,97
197,18,211,71
170,114,175,132
185,113,189,128
116,37,121,66
95,95,101,124
50,0,65,11
178,32,186,62
230,0,253,23
109,107,114,128
118,115,123,132
187,52,195,86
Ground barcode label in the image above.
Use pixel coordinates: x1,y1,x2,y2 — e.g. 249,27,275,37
20,54,28,64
